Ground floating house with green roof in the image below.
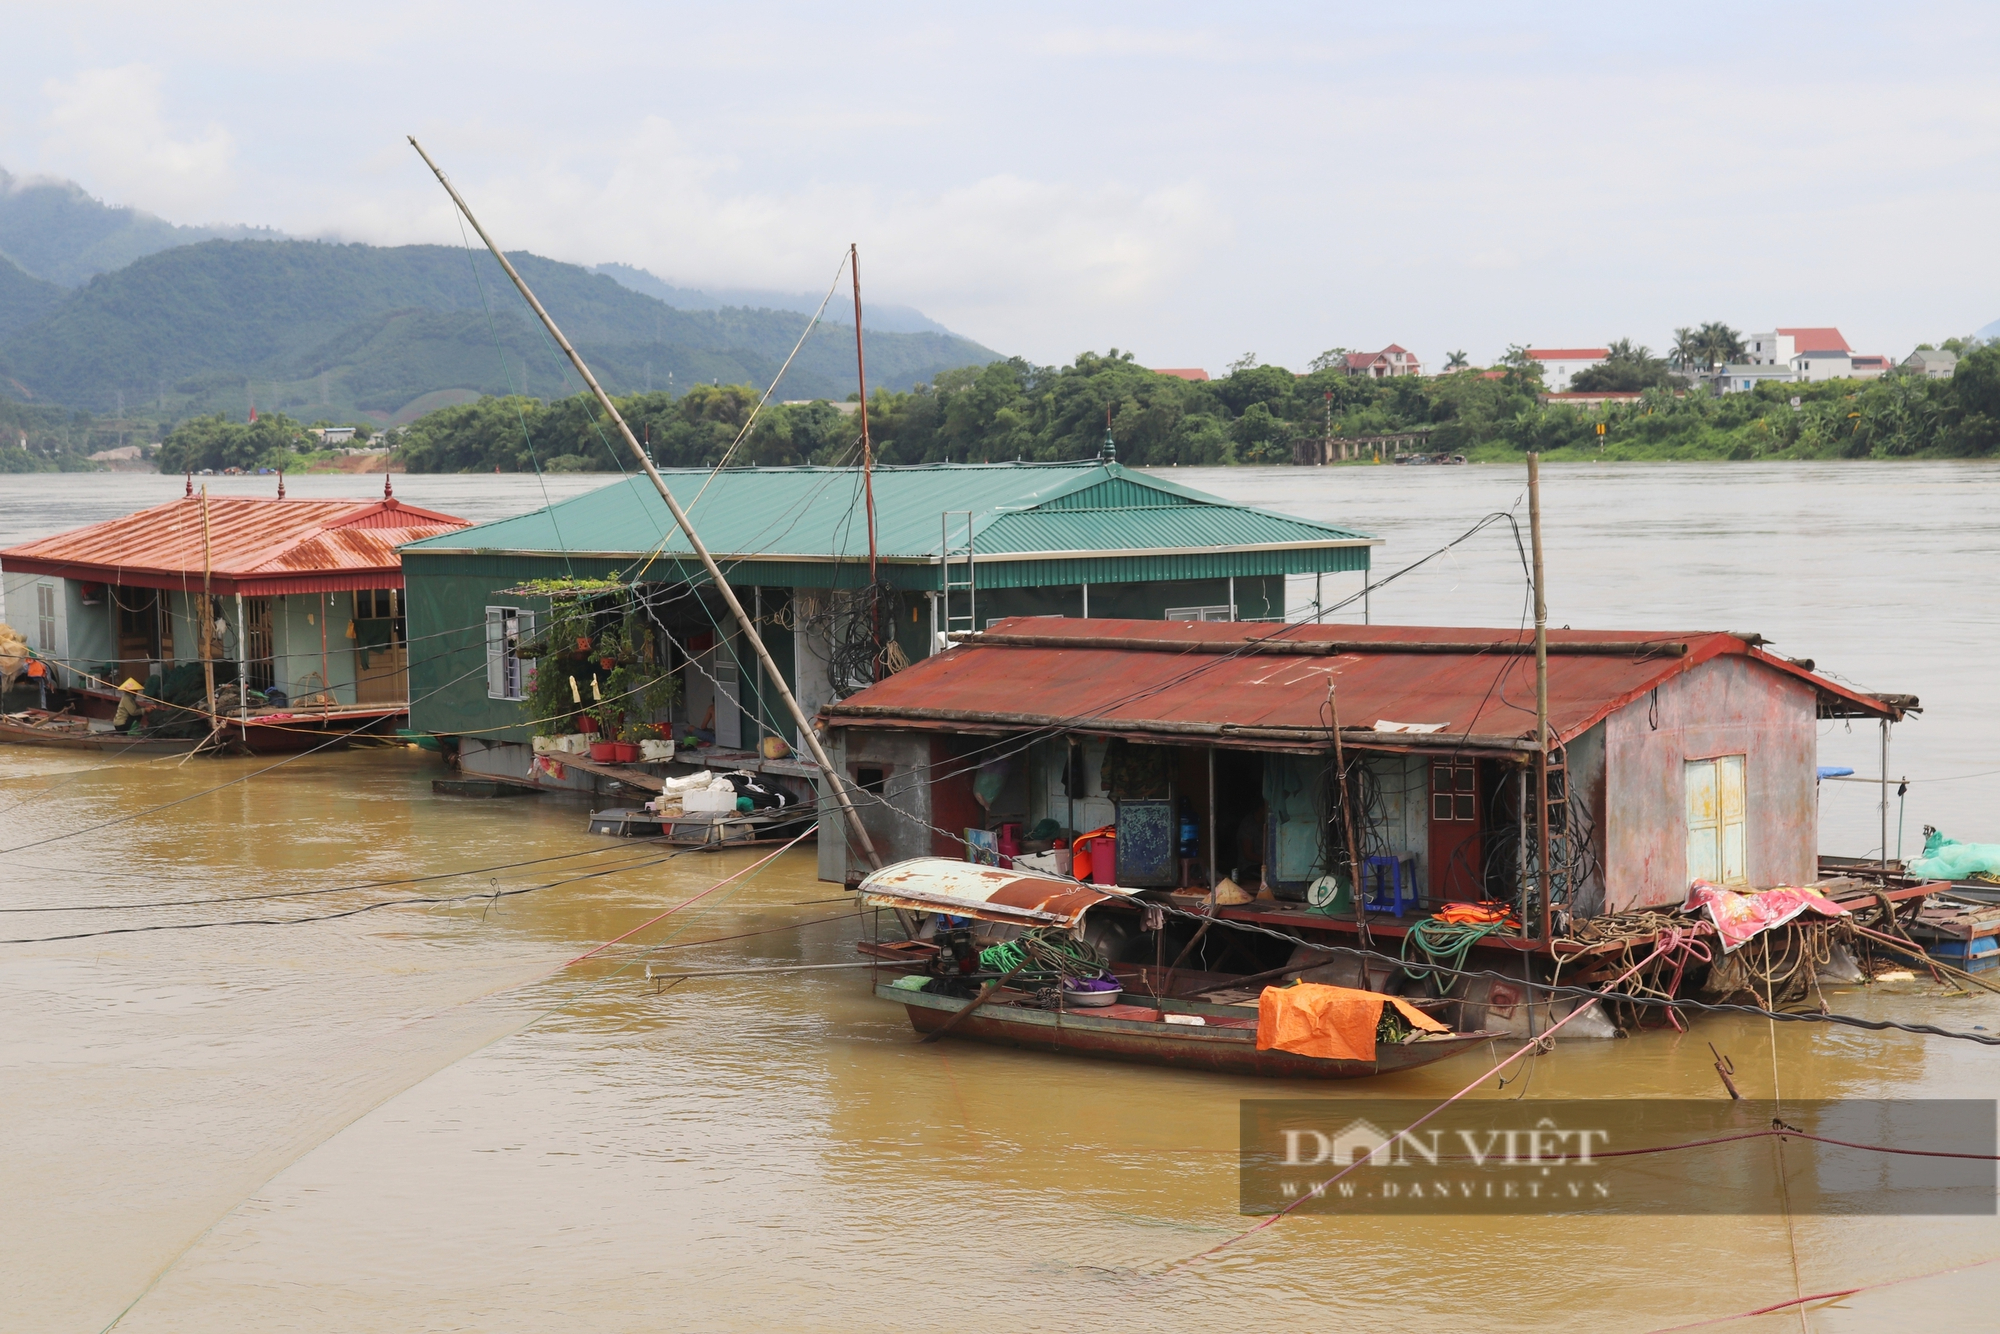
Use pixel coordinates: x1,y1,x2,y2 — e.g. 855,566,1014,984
398,460,1376,788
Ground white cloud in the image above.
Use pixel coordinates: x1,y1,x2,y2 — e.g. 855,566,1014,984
326,116,1229,360
40,65,233,214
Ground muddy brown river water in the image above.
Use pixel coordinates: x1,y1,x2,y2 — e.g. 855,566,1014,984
3,463,1998,1331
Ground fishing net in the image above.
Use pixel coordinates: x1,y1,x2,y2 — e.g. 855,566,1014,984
1907,829,2000,882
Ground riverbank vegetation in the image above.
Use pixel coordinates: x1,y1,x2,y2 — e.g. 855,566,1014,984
136,338,2000,474
153,412,386,474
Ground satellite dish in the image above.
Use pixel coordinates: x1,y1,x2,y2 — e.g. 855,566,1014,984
1307,875,1341,908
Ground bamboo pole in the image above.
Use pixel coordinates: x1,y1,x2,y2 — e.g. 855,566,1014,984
408,137,882,871
198,488,217,725
235,592,249,736
1329,681,1372,950
1529,453,1552,941
851,244,882,680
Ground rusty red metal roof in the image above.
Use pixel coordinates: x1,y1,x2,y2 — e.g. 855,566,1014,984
0,496,468,596
827,618,1899,753
859,858,1135,927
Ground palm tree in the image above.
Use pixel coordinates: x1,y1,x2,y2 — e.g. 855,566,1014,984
1445,350,1469,370
1669,327,1700,371
1696,322,1745,370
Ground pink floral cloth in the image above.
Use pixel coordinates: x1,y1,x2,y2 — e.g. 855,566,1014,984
1683,880,1849,953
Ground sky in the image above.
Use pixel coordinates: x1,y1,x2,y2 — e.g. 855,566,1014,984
5,3,1998,371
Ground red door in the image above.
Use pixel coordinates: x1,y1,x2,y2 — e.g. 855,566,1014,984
1429,761,1482,902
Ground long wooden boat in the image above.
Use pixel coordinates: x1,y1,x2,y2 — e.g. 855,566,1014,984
0,715,203,756
857,858,1499,1079
57,688,409,754
878,980,1496,1078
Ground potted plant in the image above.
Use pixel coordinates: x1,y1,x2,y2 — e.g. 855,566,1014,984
587,701,625,760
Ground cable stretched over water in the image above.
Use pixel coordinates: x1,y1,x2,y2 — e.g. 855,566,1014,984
0,846,719,944
0,838,692,914
1160,937,1678,1273
1129,893,2000,1049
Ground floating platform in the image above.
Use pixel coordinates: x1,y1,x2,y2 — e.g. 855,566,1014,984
585,806,811,848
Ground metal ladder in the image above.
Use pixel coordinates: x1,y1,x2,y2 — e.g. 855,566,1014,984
939,511,976,645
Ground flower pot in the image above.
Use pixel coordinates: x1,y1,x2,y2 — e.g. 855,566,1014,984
576,637,591,652
600,657,616,671
589,741,619,762
577,715,599,734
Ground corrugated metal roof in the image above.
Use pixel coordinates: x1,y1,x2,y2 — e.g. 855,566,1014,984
0,496,469,595
859,857,1136,927
398,462,1377,571
825,618,1897,753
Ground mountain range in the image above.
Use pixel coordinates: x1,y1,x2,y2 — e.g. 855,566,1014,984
0,170,995,426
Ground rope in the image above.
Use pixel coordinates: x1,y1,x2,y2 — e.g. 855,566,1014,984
1649,1253,2000,1331
1163,935,1677,1274
976,926,1105,980
1399,917,1509,983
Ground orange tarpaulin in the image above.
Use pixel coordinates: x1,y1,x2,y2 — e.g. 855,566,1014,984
1255,982,1448,1063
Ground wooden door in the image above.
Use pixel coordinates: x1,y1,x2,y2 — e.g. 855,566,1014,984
245,597,275,692
1428,760,1482,901
114,587,162,681
354,589,407,705
1685,755,1747,885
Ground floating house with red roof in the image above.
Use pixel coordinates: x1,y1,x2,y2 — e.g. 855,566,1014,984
1,482,467,728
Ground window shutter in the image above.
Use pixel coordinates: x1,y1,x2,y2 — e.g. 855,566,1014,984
1685,756,1748,886
516,610,537,697
485,607,506,699
1685,759,1719,884
1718,756,1747,884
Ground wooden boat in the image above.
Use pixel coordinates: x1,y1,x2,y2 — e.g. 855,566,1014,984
62,686,407,754
878,980,1494,1078
0,714,203,756
434,777,543,798
858,857,1499,1079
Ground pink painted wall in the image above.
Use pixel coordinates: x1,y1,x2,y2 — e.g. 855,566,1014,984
1601,656,1818,912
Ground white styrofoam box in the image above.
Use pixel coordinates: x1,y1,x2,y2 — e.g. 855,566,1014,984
639,739,676,762
682,784,739,815
1013,850,1070,877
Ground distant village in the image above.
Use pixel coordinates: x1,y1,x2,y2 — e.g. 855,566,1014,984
1151,325,1964,395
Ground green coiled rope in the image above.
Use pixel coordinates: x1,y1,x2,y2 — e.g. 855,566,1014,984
978,927,1105,979
1401,917,1510,983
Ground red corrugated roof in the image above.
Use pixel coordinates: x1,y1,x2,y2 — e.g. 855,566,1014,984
1526,349,1609,361
1150,367,1211,381
1777,327,1850,353
0,496,468,596
827,618,1895,751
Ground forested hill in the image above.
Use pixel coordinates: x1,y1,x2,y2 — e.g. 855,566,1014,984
0,167,283,286
0,253,65,342
0,238,997,424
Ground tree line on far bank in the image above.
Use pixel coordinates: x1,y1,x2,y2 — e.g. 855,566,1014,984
150,339,2000,474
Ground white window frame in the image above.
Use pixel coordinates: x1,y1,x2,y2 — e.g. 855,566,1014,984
36,582,58,655
1165,604,1235,622
1685,754,1747,886
485,606,536,701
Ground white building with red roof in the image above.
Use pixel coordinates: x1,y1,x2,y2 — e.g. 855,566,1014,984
1524,348,1609,392
1341,345,1423,378
1746,328,1850,366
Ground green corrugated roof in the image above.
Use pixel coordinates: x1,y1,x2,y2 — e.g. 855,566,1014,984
400,461,1376,569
